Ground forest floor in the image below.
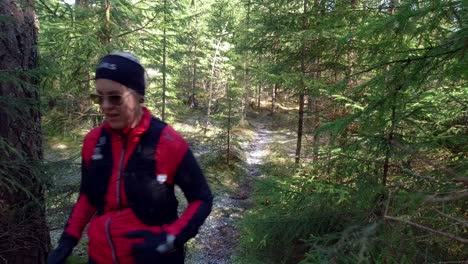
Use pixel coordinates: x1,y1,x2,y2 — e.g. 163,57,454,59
45,107,295,263
185,110,293,263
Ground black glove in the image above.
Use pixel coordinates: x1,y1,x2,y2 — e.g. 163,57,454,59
126,230,177,263
47,237,77,264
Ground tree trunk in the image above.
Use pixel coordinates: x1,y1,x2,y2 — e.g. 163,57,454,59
271,51,279,115
105,0,111,46
382,90,397,187
312,56,321,161
226,82,232,165
295,92,305,164
257,83,261,108
271,83,277,115
191,35,198,99
382,0,400,186
295,0,308,164
0,1,50,263
161,0,167,121
240,0,251,126
191,1,198,98
204,34,223,135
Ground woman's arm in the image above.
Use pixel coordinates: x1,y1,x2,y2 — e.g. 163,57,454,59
165,149,213,245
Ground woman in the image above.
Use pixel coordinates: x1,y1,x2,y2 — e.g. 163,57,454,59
48,52,213,264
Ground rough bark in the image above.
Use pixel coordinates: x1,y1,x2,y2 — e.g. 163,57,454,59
0,0,50,263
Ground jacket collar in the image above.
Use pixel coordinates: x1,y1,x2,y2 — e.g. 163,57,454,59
103,107,152,139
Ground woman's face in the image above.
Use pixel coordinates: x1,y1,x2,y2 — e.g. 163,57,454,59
95,79,142,129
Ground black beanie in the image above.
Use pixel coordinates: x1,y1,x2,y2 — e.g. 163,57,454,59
95,52,146,96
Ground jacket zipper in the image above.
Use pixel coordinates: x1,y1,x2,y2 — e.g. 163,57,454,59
105,218,119,264
116,136,127,211
106,136,127,264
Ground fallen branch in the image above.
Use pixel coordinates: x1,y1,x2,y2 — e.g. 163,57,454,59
433,209,468,227
384,215,468,244
453,177,468,186
424,189,468,203
49,226,64,231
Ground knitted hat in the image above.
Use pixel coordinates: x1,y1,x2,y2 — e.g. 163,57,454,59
95,52,146,96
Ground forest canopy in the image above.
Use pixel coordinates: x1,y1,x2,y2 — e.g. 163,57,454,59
0,0,466,263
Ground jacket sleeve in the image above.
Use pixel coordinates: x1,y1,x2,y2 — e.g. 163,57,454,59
164,149,213,245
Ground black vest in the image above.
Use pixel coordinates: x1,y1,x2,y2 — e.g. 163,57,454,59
81,117,179,226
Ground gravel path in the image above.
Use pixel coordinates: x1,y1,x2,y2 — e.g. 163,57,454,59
185,118,275,264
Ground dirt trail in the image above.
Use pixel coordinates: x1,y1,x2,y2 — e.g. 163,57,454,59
186,115,277,264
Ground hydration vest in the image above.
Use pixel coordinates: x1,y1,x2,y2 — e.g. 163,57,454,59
81,117,179,226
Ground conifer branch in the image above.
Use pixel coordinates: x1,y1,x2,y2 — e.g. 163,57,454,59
349,48,462,78
116,14,158,38
384,215,468,244
37,0,59,17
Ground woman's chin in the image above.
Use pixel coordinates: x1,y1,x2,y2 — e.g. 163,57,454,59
107,120,125,129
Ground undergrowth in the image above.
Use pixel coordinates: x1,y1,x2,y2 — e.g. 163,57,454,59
235,157,467,264
235,106,467,263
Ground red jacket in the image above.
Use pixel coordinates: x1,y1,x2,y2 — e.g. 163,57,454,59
59,107,213,263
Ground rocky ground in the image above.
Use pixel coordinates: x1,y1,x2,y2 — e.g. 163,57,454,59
185,116,276,264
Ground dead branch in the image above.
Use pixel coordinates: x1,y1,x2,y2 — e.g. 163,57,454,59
424,189,468,203
384,190,392,217
433,209,468,227
384,215,468,244
453,177,468,186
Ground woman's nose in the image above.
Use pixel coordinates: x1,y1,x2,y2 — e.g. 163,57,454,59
100,98,114,111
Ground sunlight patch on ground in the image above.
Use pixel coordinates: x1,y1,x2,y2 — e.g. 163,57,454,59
276,103,298,110
172,120,224,138
172,122,199,133
52,143,68,150
246,149,271,165
276,138,296,144
231,127,256,139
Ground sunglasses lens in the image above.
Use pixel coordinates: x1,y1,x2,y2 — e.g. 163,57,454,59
90,94,123,105
108,95,123,105
90,94,101,105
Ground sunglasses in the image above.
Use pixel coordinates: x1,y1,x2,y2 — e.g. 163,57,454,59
90,94,125,105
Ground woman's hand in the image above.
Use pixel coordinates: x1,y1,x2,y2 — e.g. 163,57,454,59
126,230,177,262
47,238,76,264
